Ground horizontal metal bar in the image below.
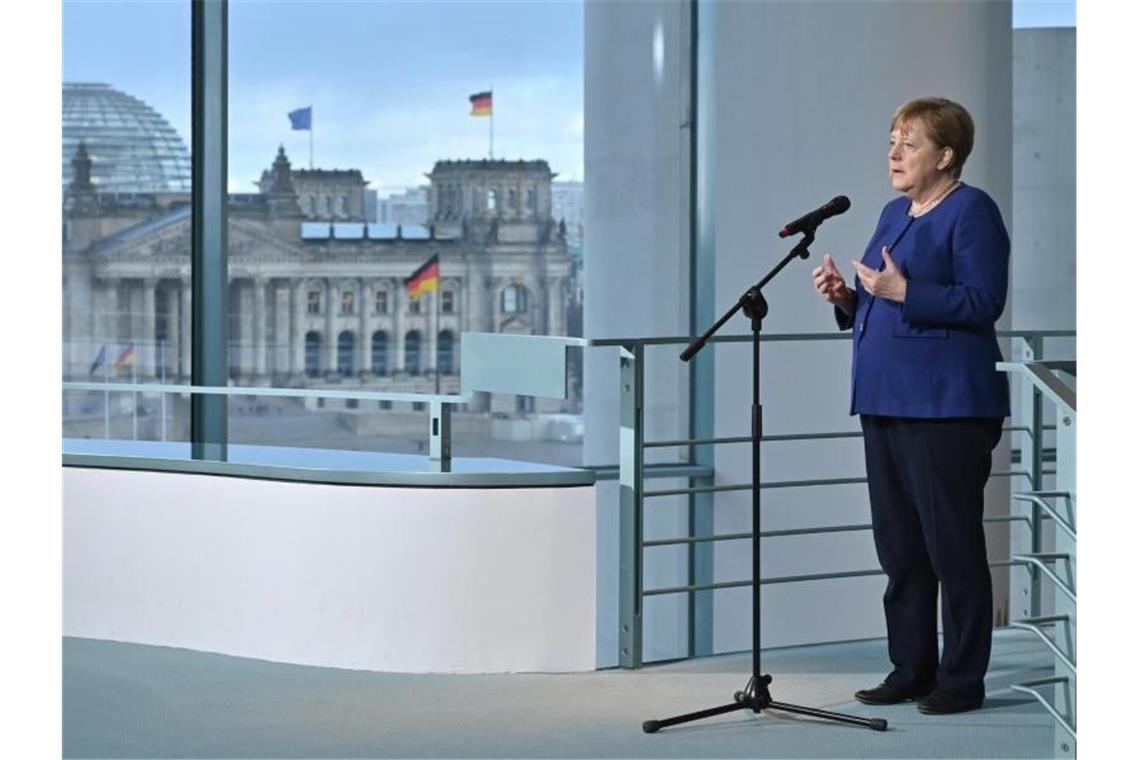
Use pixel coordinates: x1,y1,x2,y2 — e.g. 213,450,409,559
1013,554,1076,602
589,329,1074,348
646,476,868,498
644,524,874,547
648,427,1029,448
589,463,714,482
1015,614,1069,626
63,380,468,404
1009,622,1076,675
645,470,1032,498
643,559,1027,596
1013,493,1077,540
1010,678,1076,741
645,517,1023,548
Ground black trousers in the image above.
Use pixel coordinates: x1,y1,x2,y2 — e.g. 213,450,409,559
860,414,1003,699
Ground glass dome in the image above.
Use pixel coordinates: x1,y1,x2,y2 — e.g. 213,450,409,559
63,82,191,194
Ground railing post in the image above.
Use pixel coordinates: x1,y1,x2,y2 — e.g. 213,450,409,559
1017,335,1045,618
1053,405,1077,758
619,344,644,668
429,400,451,466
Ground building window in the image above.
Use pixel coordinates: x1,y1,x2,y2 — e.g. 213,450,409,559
412,401,425,412
340,195,349,216
375,290,388,314
527,188,536,211
487,189,498,212
438,330,455,375
379,399,392,410
502,284,527,314
508,188,518,211
441,289,455,314
337,330,355,376
409,297,421,314
307,290,321,314
307,195,316,216
371,330,388,375
341,290,355,315
405,330,421,375
304,331,321,377
325,195,333,216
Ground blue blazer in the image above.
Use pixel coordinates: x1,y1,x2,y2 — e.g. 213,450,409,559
837,184,1010,418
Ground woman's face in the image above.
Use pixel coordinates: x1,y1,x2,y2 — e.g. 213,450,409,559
888,119,951,197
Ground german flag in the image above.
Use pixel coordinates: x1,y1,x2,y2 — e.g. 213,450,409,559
113,343,136,371
469,90,492,117
406,254,440,300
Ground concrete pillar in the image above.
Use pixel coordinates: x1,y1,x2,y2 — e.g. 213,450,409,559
163,285,179,377
253,277,267,378
361,279,373,374
142,278,157,378
291,279,305,376
323,279,336,373
180,280,191,379
393,279,406,373
426,291,438,373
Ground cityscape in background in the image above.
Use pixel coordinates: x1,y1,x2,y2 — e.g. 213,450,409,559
62,80,587,464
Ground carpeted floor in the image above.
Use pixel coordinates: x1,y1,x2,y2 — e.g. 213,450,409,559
63,628,1057,758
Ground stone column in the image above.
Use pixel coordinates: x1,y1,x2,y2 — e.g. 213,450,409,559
361,279,373,374
253,276,268,378
291,279,306,376
492,278,502,333
324,279,337,374
393,279,406,374
426,290,438,374
164,285,179,377
180,280,191,380
142,278,157,378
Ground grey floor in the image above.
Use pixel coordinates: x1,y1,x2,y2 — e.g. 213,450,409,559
63,629,1056,758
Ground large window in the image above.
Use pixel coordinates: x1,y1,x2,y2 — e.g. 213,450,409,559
67,0,584,464
62,0,192,443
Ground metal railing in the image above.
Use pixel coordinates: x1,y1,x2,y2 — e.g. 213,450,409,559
599,330,1074,671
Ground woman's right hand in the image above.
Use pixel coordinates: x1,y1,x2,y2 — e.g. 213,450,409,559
812,254,856,316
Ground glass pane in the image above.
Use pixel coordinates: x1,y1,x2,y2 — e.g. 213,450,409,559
226,1,583,465
63,0,192,443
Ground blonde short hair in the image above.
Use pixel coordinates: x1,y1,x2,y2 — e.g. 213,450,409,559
891,97,975,179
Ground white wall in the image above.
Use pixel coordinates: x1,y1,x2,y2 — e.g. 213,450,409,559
1012,27,1076,333
710,0,1013,651
584,0,693,666
64,467,597,674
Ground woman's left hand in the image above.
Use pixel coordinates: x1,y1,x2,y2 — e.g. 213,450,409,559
852,247,908,303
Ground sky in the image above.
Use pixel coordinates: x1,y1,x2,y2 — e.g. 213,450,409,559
63,0,585,194
63,0,1072,196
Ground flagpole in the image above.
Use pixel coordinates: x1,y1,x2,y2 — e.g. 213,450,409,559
489,86,494,159
310,125,314,169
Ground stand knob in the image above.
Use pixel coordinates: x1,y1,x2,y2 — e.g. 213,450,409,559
642,720,662,734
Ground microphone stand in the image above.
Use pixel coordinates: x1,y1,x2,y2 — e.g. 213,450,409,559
643,227,887,734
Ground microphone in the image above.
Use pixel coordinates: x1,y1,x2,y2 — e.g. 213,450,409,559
778,195,851,238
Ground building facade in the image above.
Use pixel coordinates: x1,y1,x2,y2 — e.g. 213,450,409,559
63,146,577,416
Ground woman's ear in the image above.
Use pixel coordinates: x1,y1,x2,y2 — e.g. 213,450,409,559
937,147,955,172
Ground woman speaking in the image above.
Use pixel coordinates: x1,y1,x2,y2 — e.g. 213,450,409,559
812,97,1009,715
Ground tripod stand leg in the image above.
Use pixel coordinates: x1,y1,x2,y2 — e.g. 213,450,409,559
768,700,888,731
643,701,751,734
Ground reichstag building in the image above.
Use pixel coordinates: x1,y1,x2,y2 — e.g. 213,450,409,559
62,83,579,419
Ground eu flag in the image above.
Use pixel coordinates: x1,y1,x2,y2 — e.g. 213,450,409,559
288,106,312,131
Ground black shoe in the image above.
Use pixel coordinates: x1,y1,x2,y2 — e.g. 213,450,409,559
917,689,984,715
855,679,933,705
